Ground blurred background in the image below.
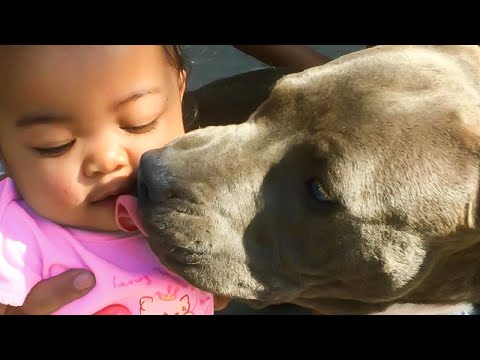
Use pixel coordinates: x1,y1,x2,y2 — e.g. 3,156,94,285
184,45,366,91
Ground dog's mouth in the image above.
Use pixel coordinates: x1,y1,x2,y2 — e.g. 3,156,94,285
136,183,298,303
139,198,212,258
152,234,210,265
139,199,204,243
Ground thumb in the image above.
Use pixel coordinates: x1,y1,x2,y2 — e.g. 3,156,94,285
7,269,96,315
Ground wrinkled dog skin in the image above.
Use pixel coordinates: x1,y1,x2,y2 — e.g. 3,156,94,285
137,46,480,314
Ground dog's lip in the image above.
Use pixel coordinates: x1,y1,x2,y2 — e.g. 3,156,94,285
88,179,135,203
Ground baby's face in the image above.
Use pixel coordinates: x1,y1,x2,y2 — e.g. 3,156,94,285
0,45,186,231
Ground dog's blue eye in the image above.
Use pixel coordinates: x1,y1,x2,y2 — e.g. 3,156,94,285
307,179,330,203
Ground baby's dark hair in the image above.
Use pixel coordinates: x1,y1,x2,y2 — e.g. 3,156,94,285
162,45,197,131
162,45,188,76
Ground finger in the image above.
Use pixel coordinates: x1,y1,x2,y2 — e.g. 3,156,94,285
7,269,96,315
213,295,231,311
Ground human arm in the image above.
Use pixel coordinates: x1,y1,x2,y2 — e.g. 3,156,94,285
232,45,331,69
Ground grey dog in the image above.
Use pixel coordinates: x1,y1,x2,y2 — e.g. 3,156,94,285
137,46,480,315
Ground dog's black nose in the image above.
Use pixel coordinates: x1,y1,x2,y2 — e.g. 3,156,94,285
137,150,173,204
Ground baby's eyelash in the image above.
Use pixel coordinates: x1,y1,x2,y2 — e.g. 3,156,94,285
33,140,76,157
32,119,159,157
122,118,159,134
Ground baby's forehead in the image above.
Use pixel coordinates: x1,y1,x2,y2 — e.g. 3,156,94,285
0,46,172,113
0,45,132,52
0,45,139,62
0,46,170,72
0,46,170,86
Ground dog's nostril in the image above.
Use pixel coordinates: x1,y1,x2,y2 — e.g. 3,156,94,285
137,178,174,204
138,182,150,201
138,152,176,204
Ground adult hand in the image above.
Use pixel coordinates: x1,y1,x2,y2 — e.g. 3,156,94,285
213,295,231,311
0,268,229,314
1,269,96,315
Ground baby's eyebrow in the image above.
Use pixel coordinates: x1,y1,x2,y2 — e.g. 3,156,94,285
15,87,164,128
15,114,71,128
114,87,163,109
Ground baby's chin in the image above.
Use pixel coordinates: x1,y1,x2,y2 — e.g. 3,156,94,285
20,190,123,232
40,206,121,233
55,215,121,233
65,195,144,233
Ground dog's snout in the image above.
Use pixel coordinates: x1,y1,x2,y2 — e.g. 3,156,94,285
137,150,174,204
137,181,151,202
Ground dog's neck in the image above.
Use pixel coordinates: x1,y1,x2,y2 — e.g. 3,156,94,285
394,234,480,313
302,233,480,315
368,233,480,315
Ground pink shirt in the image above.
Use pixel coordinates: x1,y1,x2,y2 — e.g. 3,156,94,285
0,178,214,315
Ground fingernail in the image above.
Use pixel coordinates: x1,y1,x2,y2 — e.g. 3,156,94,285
73,272,95,291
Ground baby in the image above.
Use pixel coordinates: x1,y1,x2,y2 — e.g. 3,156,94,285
0,45,213,315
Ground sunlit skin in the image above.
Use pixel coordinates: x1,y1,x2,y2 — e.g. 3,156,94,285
0,45,186,231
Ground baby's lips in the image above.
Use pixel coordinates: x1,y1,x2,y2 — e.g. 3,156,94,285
115,195,147,236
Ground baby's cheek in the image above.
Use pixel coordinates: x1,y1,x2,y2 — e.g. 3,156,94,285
43,175,84,205
58,185,84,205
130,152,143,171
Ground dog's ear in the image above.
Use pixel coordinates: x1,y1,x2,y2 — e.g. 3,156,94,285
469,166,480,229
182,68,298,132
464,149,480,230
